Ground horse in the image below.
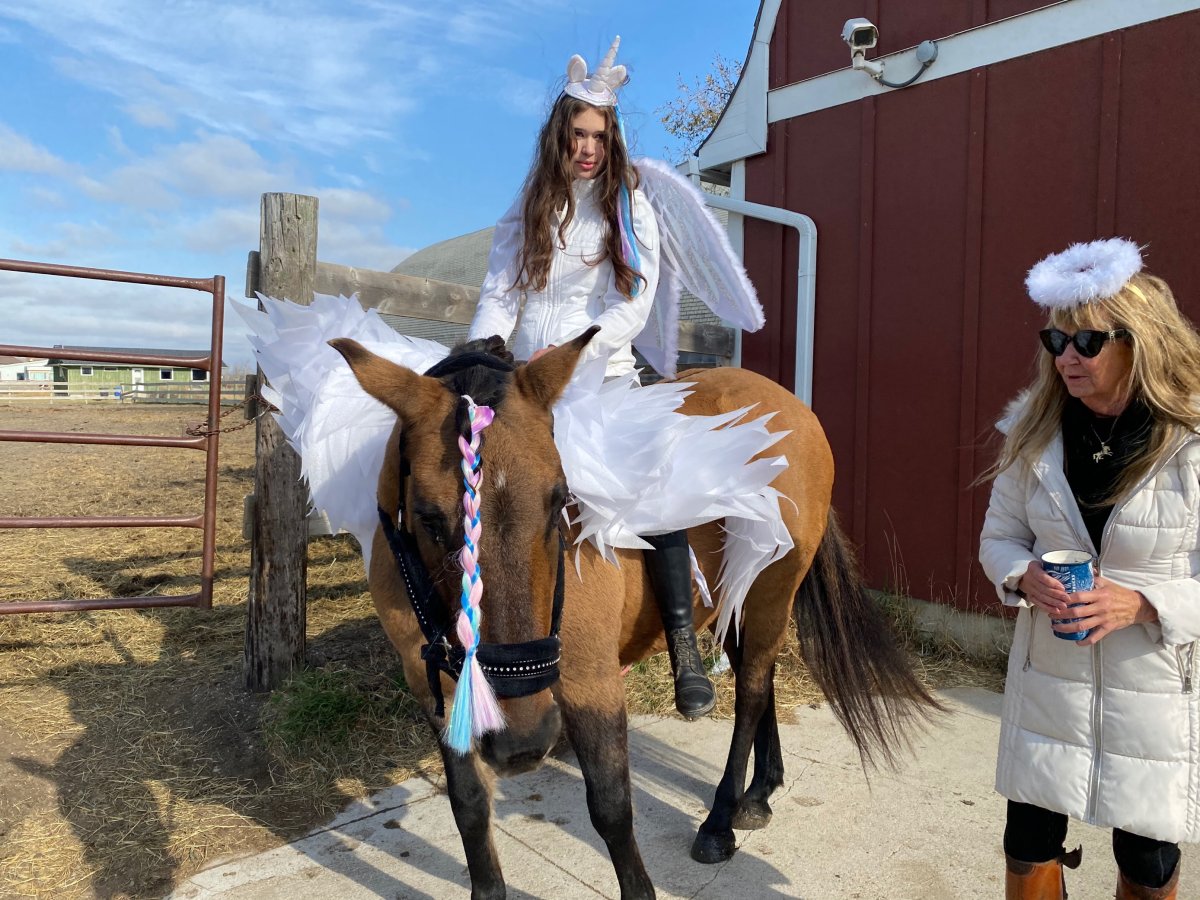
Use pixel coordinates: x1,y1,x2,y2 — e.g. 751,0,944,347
330,328,940,900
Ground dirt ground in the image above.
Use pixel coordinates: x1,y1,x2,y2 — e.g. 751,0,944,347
0,401,438,899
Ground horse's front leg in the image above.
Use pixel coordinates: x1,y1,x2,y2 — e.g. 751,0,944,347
558,681,655,899
437,733,505,900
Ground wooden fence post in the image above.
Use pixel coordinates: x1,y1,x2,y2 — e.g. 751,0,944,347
244,193,317,692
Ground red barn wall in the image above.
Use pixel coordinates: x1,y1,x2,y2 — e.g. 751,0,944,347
741,7,1200,610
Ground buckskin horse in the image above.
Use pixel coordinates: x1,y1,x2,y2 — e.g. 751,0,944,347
329,328,939,900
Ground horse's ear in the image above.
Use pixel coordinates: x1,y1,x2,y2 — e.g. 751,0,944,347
328,339,442,424
515,326,600,409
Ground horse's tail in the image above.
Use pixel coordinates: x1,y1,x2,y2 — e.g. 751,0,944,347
792,508,943,769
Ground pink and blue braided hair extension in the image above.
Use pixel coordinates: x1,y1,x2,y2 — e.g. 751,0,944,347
444,395,505,754
613,103,643,296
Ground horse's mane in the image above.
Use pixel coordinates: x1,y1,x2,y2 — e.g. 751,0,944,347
424,336,516,427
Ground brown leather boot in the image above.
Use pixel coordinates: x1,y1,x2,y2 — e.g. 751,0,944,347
1005,847,1082,899
1116,863,1180,900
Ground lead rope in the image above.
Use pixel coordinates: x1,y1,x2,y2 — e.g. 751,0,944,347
445,396,505,754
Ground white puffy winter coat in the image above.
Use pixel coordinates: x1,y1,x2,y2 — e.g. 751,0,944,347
979,402,1200,843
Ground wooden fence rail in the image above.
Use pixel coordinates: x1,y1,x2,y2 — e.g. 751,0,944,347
0,382,245,404
246,255,737,359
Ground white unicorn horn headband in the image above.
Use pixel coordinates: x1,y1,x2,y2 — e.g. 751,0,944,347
1025,237,1145,310
564,36,627,107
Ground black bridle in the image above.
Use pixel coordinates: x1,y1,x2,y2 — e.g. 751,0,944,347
377,447,566,719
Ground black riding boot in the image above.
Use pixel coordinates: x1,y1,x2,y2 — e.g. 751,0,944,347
643,530,716,719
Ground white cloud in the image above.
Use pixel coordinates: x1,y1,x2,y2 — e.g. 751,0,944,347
124,102,176,130
81,133,288,210
492,69,554,118
446,7,512,46
314,187,391,223
445,0,574,45
1,274,215,352
0,1,435,152
10,221,120,259
317,218,414,273
0,0,577,155
105,125,133,158
0,123,76,176
24,186,69,209
177,207,261,256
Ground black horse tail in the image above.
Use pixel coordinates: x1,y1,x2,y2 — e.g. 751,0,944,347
792,508,943,769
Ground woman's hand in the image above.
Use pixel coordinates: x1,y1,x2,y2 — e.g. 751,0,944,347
1053,576,1158,646
1017,561,1072,617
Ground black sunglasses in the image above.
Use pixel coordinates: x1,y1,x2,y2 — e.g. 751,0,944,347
1038,328,1130,359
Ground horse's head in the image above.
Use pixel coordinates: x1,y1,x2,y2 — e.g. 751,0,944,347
331,328,598,774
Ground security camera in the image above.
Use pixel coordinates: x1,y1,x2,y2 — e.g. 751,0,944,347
842,18,879,51
840,17,938,88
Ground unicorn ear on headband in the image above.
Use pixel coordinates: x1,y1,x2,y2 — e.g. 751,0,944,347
564,36,627,107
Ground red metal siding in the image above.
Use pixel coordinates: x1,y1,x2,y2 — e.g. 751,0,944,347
862,75,972,601
1115,16,1200,306
744,6,1200,610
746,107,863,521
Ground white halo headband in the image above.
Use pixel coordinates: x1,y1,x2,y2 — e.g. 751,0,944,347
1025,237,1144,310
564,35,627,107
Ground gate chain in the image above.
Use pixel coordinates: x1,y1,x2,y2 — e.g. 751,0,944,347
185,391,277,437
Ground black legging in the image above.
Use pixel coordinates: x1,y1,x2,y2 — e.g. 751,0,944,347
1005,800,1180,889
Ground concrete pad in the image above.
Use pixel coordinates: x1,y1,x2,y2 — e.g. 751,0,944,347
171,688,1194,899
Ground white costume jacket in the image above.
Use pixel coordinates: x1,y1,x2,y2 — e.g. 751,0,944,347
979,399,1200,843
468,178,660,377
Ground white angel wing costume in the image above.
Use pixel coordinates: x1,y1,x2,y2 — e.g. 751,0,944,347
235,293,791,644
632,157,765,378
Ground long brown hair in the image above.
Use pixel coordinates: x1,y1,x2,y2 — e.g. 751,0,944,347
985,272,1200,501
512,94,644,300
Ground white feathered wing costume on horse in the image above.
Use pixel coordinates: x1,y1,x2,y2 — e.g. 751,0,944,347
234,159,792,644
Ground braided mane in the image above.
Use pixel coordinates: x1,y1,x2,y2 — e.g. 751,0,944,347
421,336,518,753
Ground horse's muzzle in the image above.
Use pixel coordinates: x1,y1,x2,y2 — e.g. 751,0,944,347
478,701,562,776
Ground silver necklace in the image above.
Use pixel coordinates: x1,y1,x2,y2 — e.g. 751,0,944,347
1090,413,1121,463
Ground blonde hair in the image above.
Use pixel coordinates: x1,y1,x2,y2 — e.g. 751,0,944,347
987,272,1200,501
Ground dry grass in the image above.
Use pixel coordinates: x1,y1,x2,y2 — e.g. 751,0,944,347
0,402,440,899
0,401,1004,899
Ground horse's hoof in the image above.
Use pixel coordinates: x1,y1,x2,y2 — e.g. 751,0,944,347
732,798,773,830
469,884,506,900
691,828,737,864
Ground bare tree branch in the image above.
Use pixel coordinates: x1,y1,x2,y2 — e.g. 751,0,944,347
656,54,743,160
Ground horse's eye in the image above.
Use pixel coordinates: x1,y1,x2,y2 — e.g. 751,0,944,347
414,503,450,547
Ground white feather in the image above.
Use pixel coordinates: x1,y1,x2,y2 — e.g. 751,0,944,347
232,295,449,571
633,157,764,377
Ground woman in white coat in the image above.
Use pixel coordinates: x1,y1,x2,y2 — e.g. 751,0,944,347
979,238,1200,899
467,38,716,718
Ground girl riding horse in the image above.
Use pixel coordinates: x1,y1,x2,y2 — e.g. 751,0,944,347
468,36,717,719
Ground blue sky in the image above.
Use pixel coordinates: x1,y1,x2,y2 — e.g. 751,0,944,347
0,1,757,367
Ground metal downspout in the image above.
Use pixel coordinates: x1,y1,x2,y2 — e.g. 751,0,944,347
682,156,818,405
